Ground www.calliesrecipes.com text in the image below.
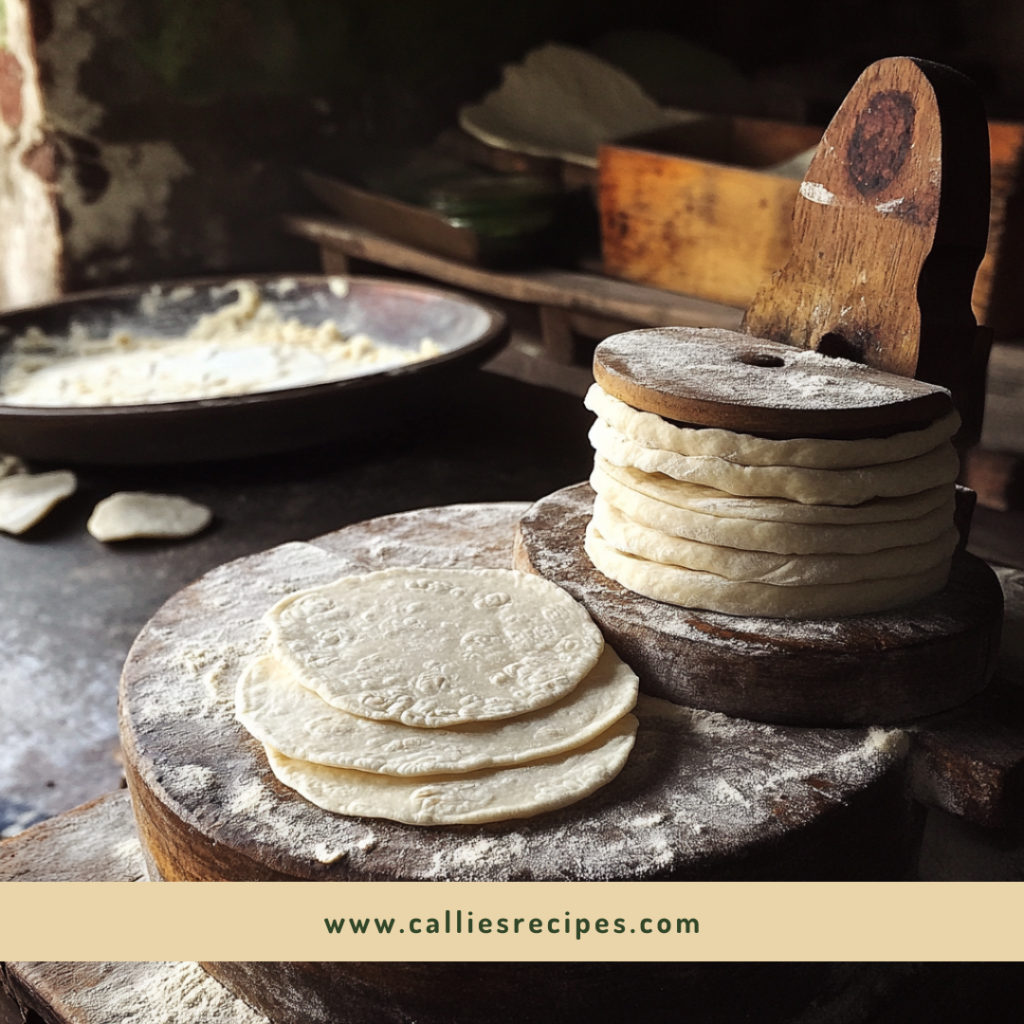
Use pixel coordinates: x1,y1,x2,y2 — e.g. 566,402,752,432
324,910,699,939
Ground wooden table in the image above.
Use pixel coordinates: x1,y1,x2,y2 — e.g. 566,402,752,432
283,215,744,366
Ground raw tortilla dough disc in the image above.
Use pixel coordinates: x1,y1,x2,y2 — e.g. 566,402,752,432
592,495,960,586
585,521,951,618
267,567,605,727
87,492,212,541
591,461,956,555
585,383,961,468
590,418,960,505
264,711,638,826
593,457,952,525
236,646,638,776
0,470,76,534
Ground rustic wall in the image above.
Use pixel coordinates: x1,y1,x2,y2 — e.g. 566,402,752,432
0,0,1020,308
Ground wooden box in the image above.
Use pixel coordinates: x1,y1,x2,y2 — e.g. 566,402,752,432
600,116,1024,337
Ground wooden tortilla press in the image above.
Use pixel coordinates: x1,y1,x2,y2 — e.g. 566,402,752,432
515,57,1004,726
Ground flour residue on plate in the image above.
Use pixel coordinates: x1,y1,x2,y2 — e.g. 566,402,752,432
0,280,443,407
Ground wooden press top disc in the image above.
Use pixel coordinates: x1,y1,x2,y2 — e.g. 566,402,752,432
593,327,954,439
119,503,917,882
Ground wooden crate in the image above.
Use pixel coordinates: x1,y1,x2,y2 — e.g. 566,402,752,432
600,116,1024,337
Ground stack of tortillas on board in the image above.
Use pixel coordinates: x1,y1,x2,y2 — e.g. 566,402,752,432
584,330,963,619
235,566,639,825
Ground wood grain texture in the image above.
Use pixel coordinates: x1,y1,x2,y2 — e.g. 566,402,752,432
742,58,991,445
0,962,270,1024
514,484,1002,727
592,326,952,437
119,504,919,883
284,215,745,331
0,791,145,882
909,681,1024,828
600,118,821,308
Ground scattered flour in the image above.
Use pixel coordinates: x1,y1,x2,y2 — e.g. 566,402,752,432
69,962,271,1024
0,280,442,407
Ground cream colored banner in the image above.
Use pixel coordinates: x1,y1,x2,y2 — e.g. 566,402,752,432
2,882,1022,961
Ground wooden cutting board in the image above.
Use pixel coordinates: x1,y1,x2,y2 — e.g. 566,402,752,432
119,504,920,885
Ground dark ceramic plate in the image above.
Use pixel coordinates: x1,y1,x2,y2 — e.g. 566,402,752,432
0,275,507,464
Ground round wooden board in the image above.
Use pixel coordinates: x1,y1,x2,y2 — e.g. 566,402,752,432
593,327,954,438
514,484,1002,726
120,503,919,885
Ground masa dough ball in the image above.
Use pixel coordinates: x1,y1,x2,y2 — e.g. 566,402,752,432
267,567,605,727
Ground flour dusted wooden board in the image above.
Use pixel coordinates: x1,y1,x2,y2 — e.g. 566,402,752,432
119,503,918,881
0,962,271,1024
514,485,1002,726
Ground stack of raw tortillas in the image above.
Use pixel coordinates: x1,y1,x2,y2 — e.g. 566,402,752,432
584,383,962,618
236,566,639,825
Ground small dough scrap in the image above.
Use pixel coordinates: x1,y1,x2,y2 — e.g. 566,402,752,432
590,418,960,505
592,495,960,586
267,567,605,727
585,521,950,618
88,492,212,541
0,470,76,534
585,383,961,468
264,712,638,825
591,462,956,555
236,646,638,776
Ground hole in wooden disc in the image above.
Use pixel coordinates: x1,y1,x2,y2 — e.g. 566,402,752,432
816,332,865,363
741,352,785,368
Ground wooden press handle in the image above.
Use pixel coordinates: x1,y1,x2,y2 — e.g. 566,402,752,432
742,57,991,444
